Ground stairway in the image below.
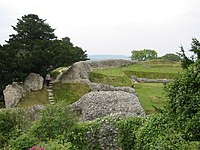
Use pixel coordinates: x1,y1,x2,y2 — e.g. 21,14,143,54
47,82,55,105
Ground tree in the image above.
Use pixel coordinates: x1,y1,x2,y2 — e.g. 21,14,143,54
0,14,88,107
131,49,157,61
177,46,194,69
161,53,180,62
190,38,200,59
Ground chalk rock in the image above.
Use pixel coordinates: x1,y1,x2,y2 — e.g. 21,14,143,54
24,73,44,91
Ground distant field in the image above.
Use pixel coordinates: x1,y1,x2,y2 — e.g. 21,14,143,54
92,60,182,78
89,60,182,114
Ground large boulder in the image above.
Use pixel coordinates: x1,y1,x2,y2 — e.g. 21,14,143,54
24,73,44,91
61,59,136,83
71,91,145,121
3,83,26,108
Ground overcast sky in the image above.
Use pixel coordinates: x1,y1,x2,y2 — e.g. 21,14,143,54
0,0,200,56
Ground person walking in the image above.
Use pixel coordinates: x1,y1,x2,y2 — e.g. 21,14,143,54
45,73,51,87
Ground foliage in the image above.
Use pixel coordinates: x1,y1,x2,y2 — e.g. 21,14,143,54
190,38,200,59
9,133,39,150
166,60,200,141
37,138,72,150
135,114,189,150
131,49,157,61
116,117,144,150
177,45,194,69
161,53,181,61
0,108,31,148
53,83,91,105
68,121,101,150
29,105,77,141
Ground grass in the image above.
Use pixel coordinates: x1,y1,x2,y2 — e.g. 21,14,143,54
92,61,182,78
88,60,179,114
89,72,133,87
17,89,49,108
53,82,91,105
135,83,167,114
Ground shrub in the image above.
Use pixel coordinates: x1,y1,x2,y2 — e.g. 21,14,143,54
68,121,100,150
116,117,144,150
29,105,77,141
166,60,200,140
0,108,30,148
9,134,39,150
135,114,188,150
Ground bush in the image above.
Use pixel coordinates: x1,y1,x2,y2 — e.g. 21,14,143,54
0,108,30,148
9,134,39,150
135,114,188,150
166,60,200,140
116,117,144,150
68,121,100,150
29,105,77,141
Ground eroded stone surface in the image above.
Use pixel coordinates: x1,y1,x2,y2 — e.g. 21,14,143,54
71,91,146,121
3,83,26,108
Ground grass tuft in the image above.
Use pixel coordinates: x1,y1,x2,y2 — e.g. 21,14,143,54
17,89,49,108
53,82,91,105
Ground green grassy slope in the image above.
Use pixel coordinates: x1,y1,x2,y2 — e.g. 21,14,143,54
53,82,91,105
89,60,182,114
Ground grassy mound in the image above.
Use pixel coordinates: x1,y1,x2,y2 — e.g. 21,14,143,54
17,89,49,108
53,82,91,105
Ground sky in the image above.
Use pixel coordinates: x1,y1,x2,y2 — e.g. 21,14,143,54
0,0,200,56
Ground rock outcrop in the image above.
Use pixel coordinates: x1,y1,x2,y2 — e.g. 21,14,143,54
3,83,26,108
3,73,44,108
24,73,44,91
61,59,136,83
71,91,146,121
26,105,45,121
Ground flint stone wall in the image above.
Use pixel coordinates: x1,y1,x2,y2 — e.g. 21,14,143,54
61,59,136,83
131,76,172,83
90,83,136,94
71,91,145,122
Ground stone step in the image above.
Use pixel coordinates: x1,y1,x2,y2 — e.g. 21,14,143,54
50,102,55,105
48,93,53,97
49,99,54,102
47,89,53,92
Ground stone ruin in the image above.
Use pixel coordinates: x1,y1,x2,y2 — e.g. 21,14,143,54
3,73,44,108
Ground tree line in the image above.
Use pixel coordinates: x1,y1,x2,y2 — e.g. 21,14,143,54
0,14,88,107
131,38,200,67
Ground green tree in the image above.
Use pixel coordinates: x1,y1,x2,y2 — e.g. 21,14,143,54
161,53,180,61
0,14,88,107
190,38,200,59
177,46,194,69
131,49,157,61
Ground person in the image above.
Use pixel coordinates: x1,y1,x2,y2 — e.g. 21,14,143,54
45,73,51,87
